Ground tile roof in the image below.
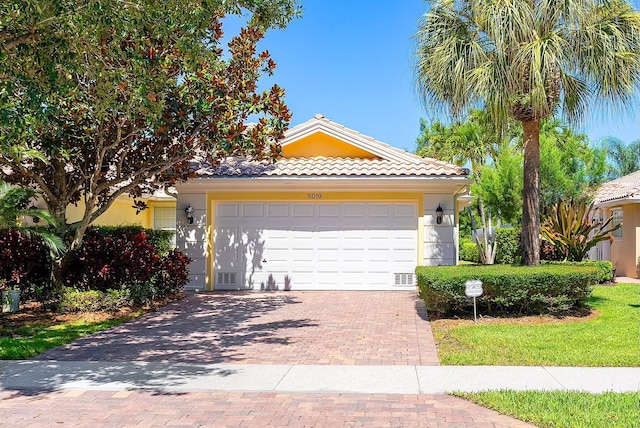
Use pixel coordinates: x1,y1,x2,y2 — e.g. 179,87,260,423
594,170,640,203
193,156,469,178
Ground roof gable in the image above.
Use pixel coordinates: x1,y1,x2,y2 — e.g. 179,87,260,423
189,114,470,179
281,114,424,163
282,131,380,159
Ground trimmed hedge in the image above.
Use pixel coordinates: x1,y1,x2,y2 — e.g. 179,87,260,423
495,228,521,265
416,264,600,316
543,260,613,284
460,241,481,263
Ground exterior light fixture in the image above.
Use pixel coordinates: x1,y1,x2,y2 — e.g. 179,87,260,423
185,204,194,224
30,205,40,224
436,204,444,225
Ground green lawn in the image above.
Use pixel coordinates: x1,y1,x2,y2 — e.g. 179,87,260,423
0,317,137,359
457,390,640,428
432,283,640,366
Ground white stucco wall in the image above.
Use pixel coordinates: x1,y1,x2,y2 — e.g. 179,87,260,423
175,191,209,291
422,194,456,266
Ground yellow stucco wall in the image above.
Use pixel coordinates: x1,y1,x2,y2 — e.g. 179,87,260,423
610,203,640,278
282,132,381,159
65,198,175,228
204,191,424,291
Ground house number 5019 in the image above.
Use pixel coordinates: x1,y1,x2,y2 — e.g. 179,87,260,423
307,193,322,199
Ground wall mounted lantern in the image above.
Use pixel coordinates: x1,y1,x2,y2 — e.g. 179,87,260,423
436,204,444,225
30,205,40,224
185,204,194,224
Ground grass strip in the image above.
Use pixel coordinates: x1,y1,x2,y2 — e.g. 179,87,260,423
0,316,138,359
456,390,640,428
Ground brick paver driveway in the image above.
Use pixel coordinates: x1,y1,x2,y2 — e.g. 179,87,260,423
37,291,440,365
11,291,542,427
0,390,536,428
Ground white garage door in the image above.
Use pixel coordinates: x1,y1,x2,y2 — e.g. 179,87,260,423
213,202,418,290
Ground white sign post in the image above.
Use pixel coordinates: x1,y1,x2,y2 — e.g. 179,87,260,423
464,279,483,323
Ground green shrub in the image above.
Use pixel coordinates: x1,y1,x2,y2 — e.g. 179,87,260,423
416,264,599,316
543,260,613,284
93,226,175,256
460,241,481,263
64,226,190,303
59,287,131,313
495,228,521,265
0,229,52,299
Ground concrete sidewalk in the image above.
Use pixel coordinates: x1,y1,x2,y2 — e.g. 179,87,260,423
1,361,638,394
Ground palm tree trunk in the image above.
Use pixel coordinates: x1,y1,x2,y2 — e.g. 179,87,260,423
522,119,541,266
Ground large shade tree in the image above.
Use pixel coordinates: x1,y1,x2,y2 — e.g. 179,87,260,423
0,0,299,282
414,0,640,265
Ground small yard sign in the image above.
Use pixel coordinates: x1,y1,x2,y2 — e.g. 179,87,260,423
465,279,483,297
464,279,483,322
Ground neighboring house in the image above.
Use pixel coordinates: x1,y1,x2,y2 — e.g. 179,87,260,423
65,189,177,231
175,114,471,291
592,170,640,278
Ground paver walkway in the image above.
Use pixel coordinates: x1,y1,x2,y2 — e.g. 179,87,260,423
37,291,440,365
0,389,536,427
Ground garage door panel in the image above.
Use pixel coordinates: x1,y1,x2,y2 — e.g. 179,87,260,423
342,248,363,262
290,248,314,262
343,203,366,217
293,204,314,217
242,204,264,217
286,271,315,286
318,204,340,217
267,203,289,217
215,201,418,290
392,249,417,264
265,248,289,263
317,249,340,262
367,250,390,263
394,204,416,217
367,204,388,216
217,203,239,217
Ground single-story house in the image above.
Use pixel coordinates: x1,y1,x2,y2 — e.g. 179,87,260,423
174,114,471,291
591,170,640,278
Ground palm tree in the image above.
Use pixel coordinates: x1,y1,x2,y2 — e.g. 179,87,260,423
602,136,640,179
0,182,65,257
416,109,504,263
414,0,640,265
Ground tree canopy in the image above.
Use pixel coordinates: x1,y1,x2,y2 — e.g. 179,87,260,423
0,0,300,280
601,136,640,179
472,118,608,225
414,0,640,265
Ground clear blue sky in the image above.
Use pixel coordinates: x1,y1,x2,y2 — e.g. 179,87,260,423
242,0,640,151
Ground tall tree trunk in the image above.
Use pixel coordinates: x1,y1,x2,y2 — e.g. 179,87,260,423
467,199,497,265
522,119,541,266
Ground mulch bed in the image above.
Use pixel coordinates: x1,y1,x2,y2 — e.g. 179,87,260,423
0,296,182,337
